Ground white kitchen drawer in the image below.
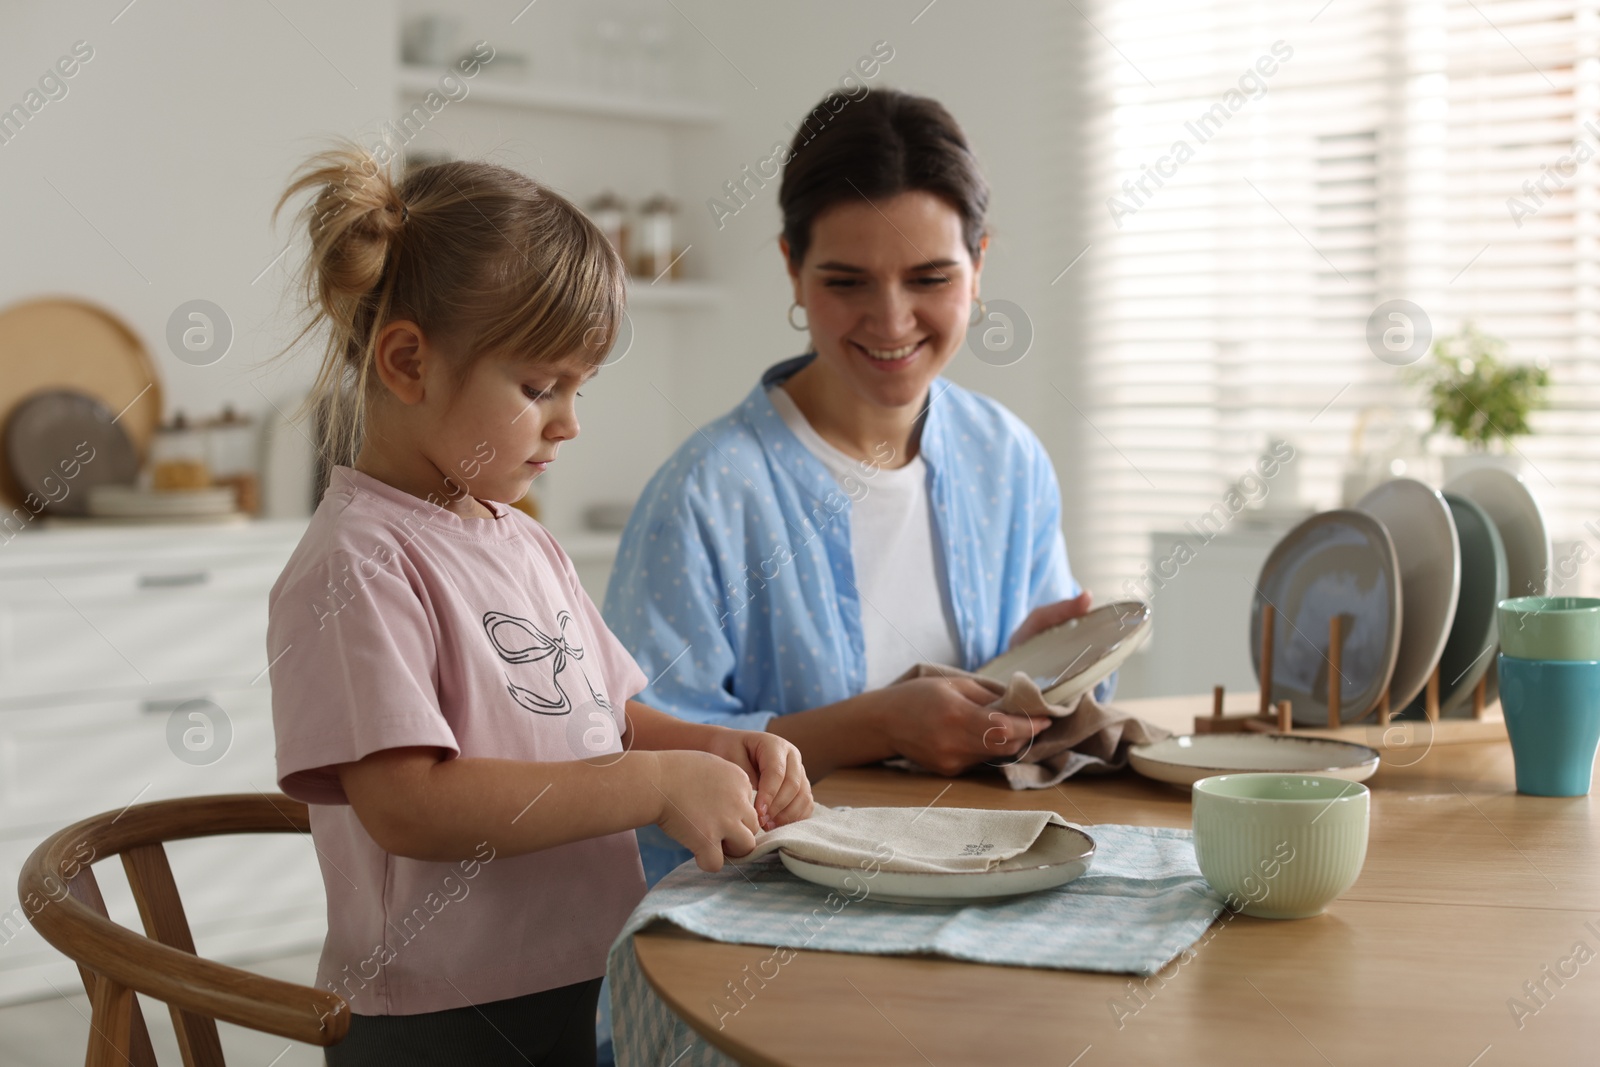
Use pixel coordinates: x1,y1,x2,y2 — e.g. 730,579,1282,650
0,681,326,1006
0,585,271,697
0,554,291,603
0,522,306,704
0,687,282,835
0,571,281,704
0,519,307,584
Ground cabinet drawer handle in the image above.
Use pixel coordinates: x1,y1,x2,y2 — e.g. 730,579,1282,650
141,696,208,714
138,570,210,588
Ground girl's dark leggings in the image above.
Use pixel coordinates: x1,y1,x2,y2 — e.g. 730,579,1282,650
324,975,603,1067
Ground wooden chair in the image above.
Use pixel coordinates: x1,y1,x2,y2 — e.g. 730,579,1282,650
17,793,348,1066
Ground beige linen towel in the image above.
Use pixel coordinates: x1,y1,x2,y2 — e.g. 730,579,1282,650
885,663,1172,789
740,802,1069,873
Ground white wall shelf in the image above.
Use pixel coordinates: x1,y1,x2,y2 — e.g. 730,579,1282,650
625,280,721,309
398,67,723,125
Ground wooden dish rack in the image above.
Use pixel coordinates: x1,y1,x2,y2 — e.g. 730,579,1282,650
1196,603,1509,748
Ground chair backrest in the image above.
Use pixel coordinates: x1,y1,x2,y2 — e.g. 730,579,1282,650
18,793,348,1066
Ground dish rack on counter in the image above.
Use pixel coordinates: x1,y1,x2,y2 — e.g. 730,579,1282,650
1197,604,1509,748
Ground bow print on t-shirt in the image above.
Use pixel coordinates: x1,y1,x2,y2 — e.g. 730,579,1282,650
482,609,610,717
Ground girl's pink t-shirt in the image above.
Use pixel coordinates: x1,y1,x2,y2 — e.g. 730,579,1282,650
267,465,649,1016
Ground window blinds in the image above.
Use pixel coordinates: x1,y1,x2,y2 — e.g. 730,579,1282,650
1079,0,1599,599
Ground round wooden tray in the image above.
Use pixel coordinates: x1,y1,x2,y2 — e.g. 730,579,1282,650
0,297,162,509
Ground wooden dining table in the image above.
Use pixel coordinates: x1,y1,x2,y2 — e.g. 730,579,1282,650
632,693,1600,1066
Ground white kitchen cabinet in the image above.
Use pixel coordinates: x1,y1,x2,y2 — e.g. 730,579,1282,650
0,520,325,1006
0,515,620,1005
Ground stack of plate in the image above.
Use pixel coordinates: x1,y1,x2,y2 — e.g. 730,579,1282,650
1127,468,1548,789
1443,467,1554,707
86,484,241,523
1246,470,1549,726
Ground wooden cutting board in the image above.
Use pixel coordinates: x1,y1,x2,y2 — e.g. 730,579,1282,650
0,297,162,510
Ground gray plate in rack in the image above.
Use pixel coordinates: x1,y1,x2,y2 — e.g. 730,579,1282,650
1250,509,1402,726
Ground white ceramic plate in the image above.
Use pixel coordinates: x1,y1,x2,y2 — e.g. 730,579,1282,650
1443,467,1552,708
1356,478,1461,710
778,824,1096,906
974,600,1151,714
1443,467,1551,602
1128,734,1380,787
1250,510,1401,725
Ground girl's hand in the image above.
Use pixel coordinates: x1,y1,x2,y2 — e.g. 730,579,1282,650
651,750,762,872
710,730,813,831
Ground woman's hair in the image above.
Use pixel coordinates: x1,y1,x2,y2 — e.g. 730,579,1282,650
271,140,626,467
777,88,990,268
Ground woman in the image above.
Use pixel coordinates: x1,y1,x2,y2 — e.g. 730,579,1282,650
602,88,1107,882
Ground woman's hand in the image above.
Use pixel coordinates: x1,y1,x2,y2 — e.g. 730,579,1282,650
708,730,814,831
872,676,1052,777
1008,591,1092,651
650,750,763,872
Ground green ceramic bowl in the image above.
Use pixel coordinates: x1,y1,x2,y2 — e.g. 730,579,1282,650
1497,597,1600,661
1192,774,1369,919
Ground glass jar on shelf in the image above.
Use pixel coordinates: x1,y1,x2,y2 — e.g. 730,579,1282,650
147,412,210,491
587,191,629,270
633,194,681,281
205,404,260,515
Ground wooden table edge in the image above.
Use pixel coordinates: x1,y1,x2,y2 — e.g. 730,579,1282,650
633,921,790,1067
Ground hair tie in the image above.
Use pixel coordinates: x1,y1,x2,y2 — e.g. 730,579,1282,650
399,203,409,223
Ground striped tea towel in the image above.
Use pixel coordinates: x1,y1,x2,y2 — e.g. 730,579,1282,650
608,823,1224,1067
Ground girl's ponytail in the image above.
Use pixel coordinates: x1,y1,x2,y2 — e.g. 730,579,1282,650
273,143,407,471
269,139,625,493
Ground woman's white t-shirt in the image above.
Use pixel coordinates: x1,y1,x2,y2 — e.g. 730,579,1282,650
768,386,963,688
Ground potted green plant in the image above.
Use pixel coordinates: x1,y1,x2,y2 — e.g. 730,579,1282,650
1409,322,1550,479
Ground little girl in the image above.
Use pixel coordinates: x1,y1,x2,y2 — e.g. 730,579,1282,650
265,142,813,1067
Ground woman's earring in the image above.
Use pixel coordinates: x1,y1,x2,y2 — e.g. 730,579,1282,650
968,297,988,327
787,301,808,331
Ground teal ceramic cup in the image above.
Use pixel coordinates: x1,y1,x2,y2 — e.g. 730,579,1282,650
1497,654,1600,796
1498,597,1600,661
1191,774,1369,919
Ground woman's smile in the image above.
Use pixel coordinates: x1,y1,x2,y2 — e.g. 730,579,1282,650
852,337,926,367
